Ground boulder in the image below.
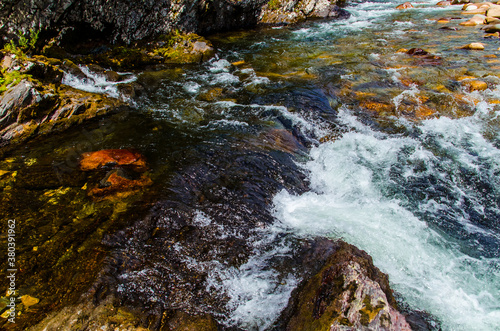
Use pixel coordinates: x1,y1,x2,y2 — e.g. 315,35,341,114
396,2,414,9
284,241,412,331
436,1,452,6
259,0,350,25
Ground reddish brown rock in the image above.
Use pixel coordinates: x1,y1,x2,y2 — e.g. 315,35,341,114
79,149,147,172
396,2,414,9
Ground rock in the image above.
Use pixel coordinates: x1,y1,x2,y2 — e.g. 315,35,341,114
460,14,487,25
483,23,500,32
406,48,429,56
20,295,39,308
436,1,452,6
396,2,414,9
163,311,218,331
462,79,488,91
460,42,485,49
79,149,147,172
439,26,459,30
284,241,412,331
486,5,500,17
452,0,469,3
88,169,152,198
259,0,350,25
0,80,41,129
1,55,17,71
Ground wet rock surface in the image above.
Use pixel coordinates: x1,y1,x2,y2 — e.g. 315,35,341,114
282,241,412,331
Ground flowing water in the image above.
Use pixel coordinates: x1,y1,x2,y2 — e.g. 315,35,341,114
2,0,500,330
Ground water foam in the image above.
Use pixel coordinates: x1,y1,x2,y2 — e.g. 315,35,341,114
62,65,136,100
273,107,500,330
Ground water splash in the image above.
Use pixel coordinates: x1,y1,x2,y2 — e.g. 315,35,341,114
273,107,500,330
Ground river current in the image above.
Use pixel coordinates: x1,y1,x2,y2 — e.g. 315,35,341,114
3,0,500,330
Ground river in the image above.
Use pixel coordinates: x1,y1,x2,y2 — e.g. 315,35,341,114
2,0,500,330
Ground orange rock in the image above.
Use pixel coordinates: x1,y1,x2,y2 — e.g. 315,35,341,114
436,0,452,5
396,2,414,9
80,149,147,172
438,19,451,23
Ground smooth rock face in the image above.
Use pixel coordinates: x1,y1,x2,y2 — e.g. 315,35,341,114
285,241,412,331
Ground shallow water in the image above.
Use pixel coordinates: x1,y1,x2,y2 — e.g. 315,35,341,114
2,0,500,330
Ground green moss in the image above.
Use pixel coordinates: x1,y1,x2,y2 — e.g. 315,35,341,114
268,0,282,10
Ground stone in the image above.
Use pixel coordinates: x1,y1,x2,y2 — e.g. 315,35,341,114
452,0,470,3
460,42,485,49
462,79,488,91
396,2,414,9
163,311,218,331
406,48,429,56
20,295,39,308
436,1,452,5
79,149,147,172
284,241,412,331
460,14,487,25
486,5,500,17
0,80,40,129
483,23,500,32
88,169,152,198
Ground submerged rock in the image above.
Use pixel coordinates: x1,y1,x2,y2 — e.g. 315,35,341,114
284,241,412,331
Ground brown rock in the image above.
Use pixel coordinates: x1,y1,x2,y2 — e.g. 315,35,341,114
285,241,411,331
79,149,147,172
436,0,452,5
396,2,414,9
